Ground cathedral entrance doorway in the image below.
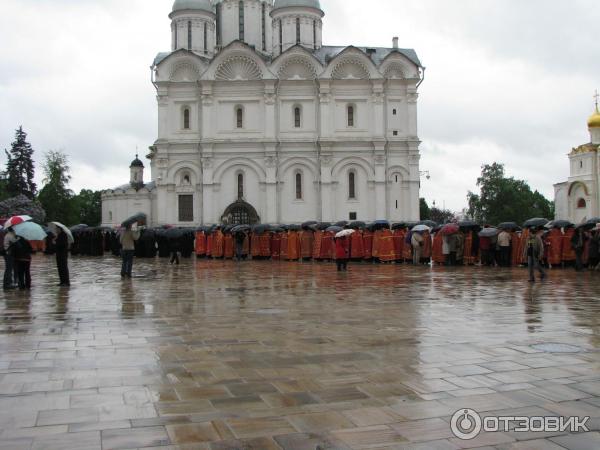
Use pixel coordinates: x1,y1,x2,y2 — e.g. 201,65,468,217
221,200,260,225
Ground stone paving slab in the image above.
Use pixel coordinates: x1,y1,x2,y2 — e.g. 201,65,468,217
1,255,600,449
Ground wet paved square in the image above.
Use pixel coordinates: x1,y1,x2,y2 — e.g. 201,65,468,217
1,255,600,449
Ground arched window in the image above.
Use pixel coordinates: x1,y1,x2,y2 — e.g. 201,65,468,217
187,21,192,50
295,172,302,200
296,18,301,44
183,107,190,130
237,173,244,199
313,20,317,49
279,19,283,54
182,174,191,185
392,108,397,115
578,198,587,209
174,23,179,49
203,22,208,54
109,211,113,222
294,106,301,128
347,105,355,127
236,107,243,129
239,1,245,41
349,171,356,199
261,3,267,51
216,4,222,46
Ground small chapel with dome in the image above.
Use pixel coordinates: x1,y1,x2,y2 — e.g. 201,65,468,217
554,95,600,224
102,0,424,227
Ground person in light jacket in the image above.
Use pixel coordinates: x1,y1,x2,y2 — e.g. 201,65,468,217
523,227,546,282
411,231,424,265
120,225,140,278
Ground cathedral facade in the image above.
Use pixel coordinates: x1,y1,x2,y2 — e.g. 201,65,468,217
554,102,600,224
102,0,424,227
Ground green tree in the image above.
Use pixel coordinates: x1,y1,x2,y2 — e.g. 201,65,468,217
0,171,8,201
5,126,37,199
71,189,102,226
467,163,554,225
430,207,455,224
420,198,431,220
37,151,74,224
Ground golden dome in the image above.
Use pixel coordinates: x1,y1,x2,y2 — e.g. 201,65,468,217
589,107,600,128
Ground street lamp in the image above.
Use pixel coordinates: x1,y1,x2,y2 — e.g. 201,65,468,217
420,170,431,180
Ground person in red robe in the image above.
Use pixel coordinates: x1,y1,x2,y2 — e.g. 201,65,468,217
362,229,373,261
259,232,272,258
378,229,396,263
562,228,576,264
213,229,224,258
546,228,563,267
402,231,413,262
511,231,522,266
250,232,261,259
271,232,281,260
320,231,334,260
287,231,300,260
462,230,475,265
350,230,365,260
421,231,432,263
206,231,213,258
372,229,382,260
313,230,323,260
194,231,206,257
393,228,405,262
432,232,445,265
224,233,234,259
280,232,289,260
300,230,314,260
334,236,350,271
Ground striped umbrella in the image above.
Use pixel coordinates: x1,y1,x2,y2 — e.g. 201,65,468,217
3,215,33,228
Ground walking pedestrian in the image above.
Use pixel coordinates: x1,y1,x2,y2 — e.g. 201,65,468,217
169,237,180,265
55,228,70,286
13,236,33,290
120,225,140,278
335,235,349,271
571,227,588,272
2,227,18,290
411,231,423,265
524,227,546,283
497,228,512,267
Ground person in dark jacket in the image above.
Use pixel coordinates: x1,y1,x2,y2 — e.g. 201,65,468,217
589,230,600,270
169,237,180,265
571,228,588,272
523,227,546,282
55,229,70,286
13,236,33,290
235,232,246,261
2,227,18,290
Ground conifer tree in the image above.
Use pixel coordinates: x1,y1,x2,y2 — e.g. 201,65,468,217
5,126,37,199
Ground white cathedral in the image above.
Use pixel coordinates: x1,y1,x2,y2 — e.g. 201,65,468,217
101,0,424,227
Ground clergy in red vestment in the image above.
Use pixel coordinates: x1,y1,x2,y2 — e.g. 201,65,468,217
287,231,300,260
271,232,281,260
393,228,405,262
213,229,224,258
259,232,272,258
562,228,576,263
510,231,521,266
378,229,396,262
432,232,445,265
206,232,213,257
300,230,314,259
224,233,234,259
362,229,373,260
320,231,334,260
195,231,206,257
372,230,382,260
250,232,261,259
280,232,289,260
350,230,365,260
421,231,432,263
313,230,323,259
546,228,563,266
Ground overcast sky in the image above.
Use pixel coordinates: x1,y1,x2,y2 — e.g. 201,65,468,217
1,0,598,211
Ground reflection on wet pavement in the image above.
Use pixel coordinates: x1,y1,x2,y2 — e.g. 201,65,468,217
1,255,600,449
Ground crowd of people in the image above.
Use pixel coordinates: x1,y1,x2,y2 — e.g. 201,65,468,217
3,218,600,290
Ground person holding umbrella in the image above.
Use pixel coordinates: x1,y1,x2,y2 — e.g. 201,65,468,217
120,224,141,278
523,227,546,282
3,227,18,290
334,231,352,271
13,235,33,290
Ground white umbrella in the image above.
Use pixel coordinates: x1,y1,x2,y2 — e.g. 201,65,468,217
4,215,33,228
48,222,75,244
335,229,355,238
411,224,431,232
13,222,47,241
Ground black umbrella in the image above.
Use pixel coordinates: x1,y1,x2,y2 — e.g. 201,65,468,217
458,220,478,229
288,224,302,232
301,221,318,229
547,220,573,229
391,222,406,230
326,226,343,233
232,225,251,233
252,224,269,234
498,222,520,231
586,217,600,226
479,227,500,238
269,226,285,233
334,221,348,227
316,222,332,230
121,213,147,228
349,221,367,229
523,218,549,228
70,224,89,232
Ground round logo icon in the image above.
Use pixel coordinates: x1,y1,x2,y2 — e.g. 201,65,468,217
451,409,482,440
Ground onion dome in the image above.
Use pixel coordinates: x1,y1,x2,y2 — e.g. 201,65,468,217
273,0,322,11
130,155,144,168
172,0,213,13
588,107,600,128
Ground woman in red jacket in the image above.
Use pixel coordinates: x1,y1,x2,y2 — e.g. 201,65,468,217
335,236,350,271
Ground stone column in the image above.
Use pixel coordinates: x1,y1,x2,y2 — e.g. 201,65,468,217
201,82,213,140
373,142,387,219
157,87,169,138
407,86,419,139
319,149,333,222
201,151,215,224
264,149,278,224
372,81,386,139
